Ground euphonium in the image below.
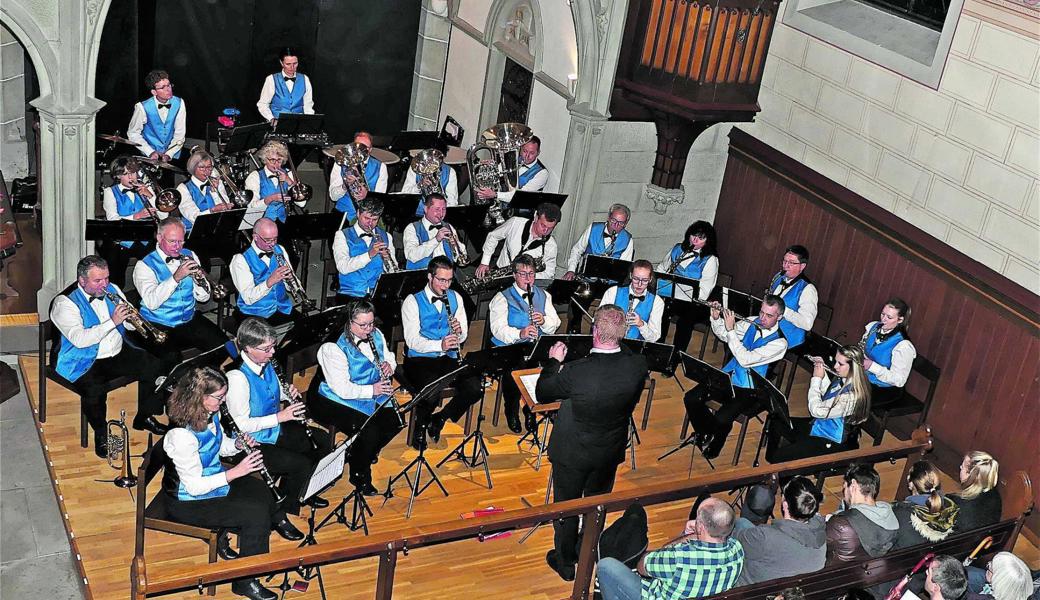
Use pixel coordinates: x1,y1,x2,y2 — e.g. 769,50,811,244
466,122,532,227
106,410,137,488
410,149,445,198
104,291,167,343
273,252,315,311
269,359,318,451
335,142,370,201
218,403,285,504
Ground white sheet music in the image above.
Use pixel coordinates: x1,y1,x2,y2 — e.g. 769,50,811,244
519,373,540,404
301,443,347,502
722,287,730,310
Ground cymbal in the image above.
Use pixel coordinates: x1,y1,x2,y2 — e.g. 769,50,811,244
443,145,467,165
98,134,139,146
138,156,186,173
321,144,346,159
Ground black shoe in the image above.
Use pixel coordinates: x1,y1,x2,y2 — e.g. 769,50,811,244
216,530,239,560
427,415,445,444
305,495,329,509
545,549,576,582
524,412,539,435
355,481,379,497
93,433,107,459
132,415,169,435
231,579,277,600
273,518,304,541
702,434,724,461
505,412,522,434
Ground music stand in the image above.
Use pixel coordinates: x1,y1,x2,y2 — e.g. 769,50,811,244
222,122,272,155
185,209,248,261
658,351,735,472
582,254,633,282
508,191,567,218
655,271,700,301
154,343,233,394
525,334,593,363
799,331,843,364
370,268,428,330
272,113,326,138
85,219,155,243
386,131,445,156
375,192,422,233
277,306,349,375
722,287,763,318
748,369,790,468
445,204,491,254
621,339,675,375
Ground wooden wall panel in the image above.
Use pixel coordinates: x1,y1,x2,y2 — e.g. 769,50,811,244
716,129,1040,533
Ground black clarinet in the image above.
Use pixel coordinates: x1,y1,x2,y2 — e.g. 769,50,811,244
269,360,319,451
218,403,286,504
364,336,405,428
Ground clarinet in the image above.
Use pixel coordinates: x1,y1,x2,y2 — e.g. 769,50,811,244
269,360,319,451
527,283,539,340
444,299,464,365
218,403,286,504
364,336,405,428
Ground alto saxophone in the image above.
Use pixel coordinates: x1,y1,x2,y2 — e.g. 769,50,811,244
268,360,318,451
218,402,286,504
104,291,167,343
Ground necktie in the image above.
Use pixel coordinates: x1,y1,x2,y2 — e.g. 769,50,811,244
89,295,105,303
157,103,170,110
523,292,533,303
165,255,180,264
429,223,444,231
604,230,614,239
258,251,273,260
432,295,448,305
284,76,296,83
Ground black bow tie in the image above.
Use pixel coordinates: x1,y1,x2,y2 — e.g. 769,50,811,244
523,292,534,303
604,231,615,239
428,223,444,231
157,103,170,110
284,76,296,83
630,295,645,302
432,295,448,304
258,251,273,260
165,255,181,264
90,295,105,303
358,232,373,239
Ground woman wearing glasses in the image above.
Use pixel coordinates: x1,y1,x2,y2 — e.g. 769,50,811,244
244,140,307,225
656,220,720,365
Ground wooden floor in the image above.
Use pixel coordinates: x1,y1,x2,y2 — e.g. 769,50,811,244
17,325,1038,600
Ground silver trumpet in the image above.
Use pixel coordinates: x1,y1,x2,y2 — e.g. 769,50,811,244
174,255,227,300
106,410,137,488
377,238,400,273
445,223,470,266
104,291,167,343
273,252,315,311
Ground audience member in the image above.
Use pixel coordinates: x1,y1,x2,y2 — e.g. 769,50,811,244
925,555,969,600
734,483,776,530
950,451,1002,533
892,460,959,549
966,552,1035,600
826,464,899,564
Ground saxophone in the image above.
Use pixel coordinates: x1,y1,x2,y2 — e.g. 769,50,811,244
461,256,545,294
218,403,286,504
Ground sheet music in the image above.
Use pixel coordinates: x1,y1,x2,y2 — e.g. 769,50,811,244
900,591,922,600
519,373,540,405
301,443,347,502
240,203,267,230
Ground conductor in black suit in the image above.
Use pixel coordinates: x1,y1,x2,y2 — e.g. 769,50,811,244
536,304,650,581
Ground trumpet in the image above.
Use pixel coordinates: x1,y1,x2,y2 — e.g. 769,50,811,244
104,291,167,343
273,252,315,312
335,142,370,201
445,223,470,265
172,255,227,299
218,403,285,504
377,238,400,273
269,360,318,451
106,410,137,488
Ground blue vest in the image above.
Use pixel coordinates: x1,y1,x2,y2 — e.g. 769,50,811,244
141,96,182,158
335,157,383,218
55,285,127,382
722,324,785,389
615,286,655,341
587,222,632,260
110,185,147,248
657,245,710,298
138,249,196,327
405,221,454,270
864,323,906,388
270,74,306,117
770,272,811,348
182,180,218,232
239,361,282,444
810,379,850,444
236,245,293,317
491,286,547,346
318,332,388,416
337,227,388,297
406,291,460,358
518,160,545,189
414,165,452,216
258,172,291,223
177,414,230,501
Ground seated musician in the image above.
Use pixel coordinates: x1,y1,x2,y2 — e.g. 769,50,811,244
312,301,402,495
489,254,562,433
399,151,459,213
600,260,664,342
767,244,818,350
403,194,464,269
101,156,167,287
655,221,719,361
860,298,917,409
163,366,297,600
683,295,788,460
562,203,635,333
400,257,484,448
50,255,168,458
127,69,185,163
132,217,229,355
766,345,871,463
226,318,330,517
475,201,561,285
328,131,387,222
256,47,314,126
244,140,307,227
176,150,234,232
229,218,303,327
332,197,395,305
473,135,548,205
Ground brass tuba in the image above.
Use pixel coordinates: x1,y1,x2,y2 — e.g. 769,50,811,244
334,142,370,201
106,410,138,488
466,122,533,227
410,149,446,198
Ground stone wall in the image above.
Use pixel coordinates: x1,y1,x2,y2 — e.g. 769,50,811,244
1,23,28,181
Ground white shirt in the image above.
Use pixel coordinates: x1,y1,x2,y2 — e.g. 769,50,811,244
860,321,917,387
177,176,231,225
102,184,169,221
127,99,186,158
489,283,561,345
257,72,315,122
403,217,457,265
398,167,459,207
654,251,718,302
332,223,396,276
317,330,397,401
51,284,135,359
401,286,470,356
808,375,860,420
479,216,558,280
225,355,284,434
163,420,240,497
770,276,818,332
329,159,388,206
495,160,550,203
710,318,788,370
132,249,211,311
244,168,308,216
230,242,298,306
565,223,636,273
600,285,665,343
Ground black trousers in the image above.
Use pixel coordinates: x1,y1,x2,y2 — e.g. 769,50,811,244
765,416,858,463
309,395,402,485
660,302,709,360
164,476,279,559
151,313,229,358
73,343,166,435
401,356,483,425
228,308,299,332
501,364,534,421
258,421,330,514
552,461,620,565
684,385,762,454
869,383,904,410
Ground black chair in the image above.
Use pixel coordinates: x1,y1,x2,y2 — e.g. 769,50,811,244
864,355,940,446
776,302,835,399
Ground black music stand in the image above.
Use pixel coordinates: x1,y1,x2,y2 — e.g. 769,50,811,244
525,334,594,364
154,343,233,394
277,306,349,374
621,339,675,375
748,369,791,468
658,352,735,472
315,410,393,536
799,331,843,365
655,272,701,301
386,131,446,156
222,122,272,155
185,209,248,262
372,191,421,233
272,113,326,138
370,268,428,330
583,254,633,282
508,191,567,218
445,204,491,254
282,211,342,286
85,219,155,243
723,287,763,317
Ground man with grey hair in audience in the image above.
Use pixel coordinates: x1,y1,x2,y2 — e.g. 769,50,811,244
924,554,969,600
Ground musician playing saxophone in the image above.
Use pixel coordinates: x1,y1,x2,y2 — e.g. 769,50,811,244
476,202,561,284
403,194,459,269
229,217,302,327
599,260,665,342
332,197,396,305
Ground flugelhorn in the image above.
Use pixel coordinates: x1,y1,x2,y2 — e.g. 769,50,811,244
104,291,167,343
106,409,137,488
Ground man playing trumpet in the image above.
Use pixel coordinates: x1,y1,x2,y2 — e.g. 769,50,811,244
332,198,395,305
403,194,465,269
229,218,304,327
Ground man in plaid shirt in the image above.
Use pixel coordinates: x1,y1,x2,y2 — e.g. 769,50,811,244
597,498,744,600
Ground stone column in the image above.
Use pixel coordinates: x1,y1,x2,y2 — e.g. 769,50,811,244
407,0,451,131
554,104,608,272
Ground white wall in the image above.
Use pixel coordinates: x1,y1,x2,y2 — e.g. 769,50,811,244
1,23,28,181
526,80,569,193
440,25,488,148
536,1,578,88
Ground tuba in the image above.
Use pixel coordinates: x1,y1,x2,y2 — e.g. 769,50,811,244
334,142,370,201
106,410,138,488
466,122,532,227
410,149,445,198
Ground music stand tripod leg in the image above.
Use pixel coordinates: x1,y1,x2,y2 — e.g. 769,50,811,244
518,467,554,544
436,391,493,489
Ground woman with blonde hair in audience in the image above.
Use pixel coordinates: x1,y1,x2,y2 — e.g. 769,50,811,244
950,450,1002,533
891,460,959,549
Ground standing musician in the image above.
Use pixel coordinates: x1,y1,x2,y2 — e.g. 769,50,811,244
328,131,387,221
766,244,818,349
132,218,229,355
229,218,304,327
245,140,307,227
332,198,395,305
562,203,634,333
403,194,463,269
127,69,185,163
50,255,168,458
312,301,402,495
535,305,649,581
400,257,485,448
766,345,872,463
257,47,314,126
476,202,561,284
177,151,234,232
102,156,167,287
399,152,459,210
473,135,549,204
656,221,719,361
226,318,330,516
163,366,296,600
860,298,917,409
599,260,664,342
489,254,562,433
683,296,789,461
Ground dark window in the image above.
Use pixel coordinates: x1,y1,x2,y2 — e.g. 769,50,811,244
859,0,949,31
497,57,533,124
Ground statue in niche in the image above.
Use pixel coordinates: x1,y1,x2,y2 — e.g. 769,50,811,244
503,5,533,49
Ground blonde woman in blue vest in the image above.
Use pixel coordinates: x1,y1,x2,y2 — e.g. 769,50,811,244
860,297,917,409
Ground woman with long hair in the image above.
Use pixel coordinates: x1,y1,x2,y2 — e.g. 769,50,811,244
861,297,917,409
656,220,719,365
950,450,1002,533
766,345,871,463
891,460,959,549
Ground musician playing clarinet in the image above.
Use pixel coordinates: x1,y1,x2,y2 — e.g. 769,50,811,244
403,194,460,269
311,301,402,496
225,318,329,518
599,260,664,342
332,198,395,305
229,218,303,327
329,131,387,222
400,257,484,449
489,254,561,433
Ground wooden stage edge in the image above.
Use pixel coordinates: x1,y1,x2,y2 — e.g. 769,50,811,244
1,312,39,327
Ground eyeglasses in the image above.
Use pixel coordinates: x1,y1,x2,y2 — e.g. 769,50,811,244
608,217,628,227
515,271,536,279
432,276,454,285
631,276,651,284
782,259,803,266
254,343,276,354
255,234,278,245
154,83,173,91
207,392,227,402
351,320,376,329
